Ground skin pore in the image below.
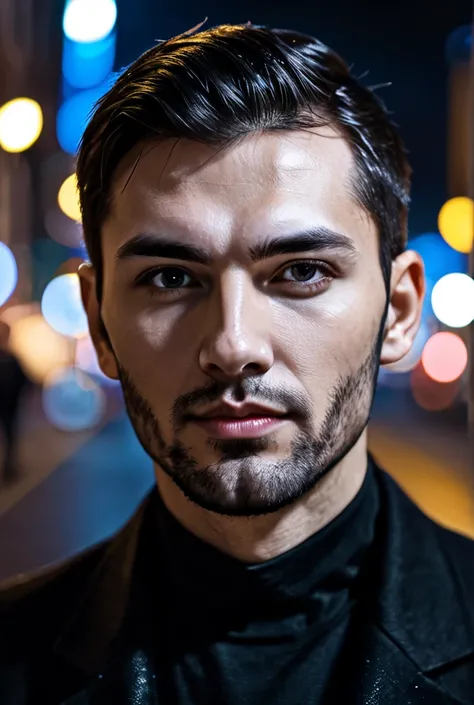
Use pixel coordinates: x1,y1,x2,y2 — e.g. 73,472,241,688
80,126,424,563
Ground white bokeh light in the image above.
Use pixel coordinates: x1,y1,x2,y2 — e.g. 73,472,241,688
63,0,117,43
431,273,474,328
0,242,18,306
41,273,88,338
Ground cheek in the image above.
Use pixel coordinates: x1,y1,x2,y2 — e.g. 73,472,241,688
108,306,200,400
274,281,383,383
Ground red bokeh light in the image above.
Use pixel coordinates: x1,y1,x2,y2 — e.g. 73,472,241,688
421,332,467,383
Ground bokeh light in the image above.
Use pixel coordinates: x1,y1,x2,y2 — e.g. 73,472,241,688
445,24,472,63
40,150,77,211
411,363,460,411
58,174,81,222
0,98,43,153
45,206,84,248
63,0,117,44
438,197,474,254
62,34,116,90
1,303,38,327
431,273,474,328
409,232,468,280
0,242,18,306
421,332,468,383
8,313,73,384
43,366,106,431
41,273,88,338
56,81,110,155
408,232,468,318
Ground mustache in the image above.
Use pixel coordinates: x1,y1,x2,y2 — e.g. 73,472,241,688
171,379,311,425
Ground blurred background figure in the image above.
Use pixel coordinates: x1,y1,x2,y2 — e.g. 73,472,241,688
0,0,472,584
0,320,29,483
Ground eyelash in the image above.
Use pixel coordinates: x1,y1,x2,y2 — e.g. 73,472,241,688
135,260,334,298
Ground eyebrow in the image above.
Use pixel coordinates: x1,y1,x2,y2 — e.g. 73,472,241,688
115,226,358,265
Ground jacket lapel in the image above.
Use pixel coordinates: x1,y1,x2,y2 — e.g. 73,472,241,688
336,620,467,705
328,624,465,705
338,458,474,705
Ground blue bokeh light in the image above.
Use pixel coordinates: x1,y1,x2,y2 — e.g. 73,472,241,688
409,232,468,316
41,274,88,338
56,80,111,155
62,34,116,90
445,24,472,64
409,232,468,280
0,242,18,306
43,367,105,431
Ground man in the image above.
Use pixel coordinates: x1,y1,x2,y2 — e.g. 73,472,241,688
0,21,473,705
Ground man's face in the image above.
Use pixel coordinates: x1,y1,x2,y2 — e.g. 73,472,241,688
88,128,398,517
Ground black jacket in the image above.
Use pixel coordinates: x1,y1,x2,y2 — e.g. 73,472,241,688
0,456,473,704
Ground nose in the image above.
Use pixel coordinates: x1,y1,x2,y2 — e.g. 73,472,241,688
198,274,274,382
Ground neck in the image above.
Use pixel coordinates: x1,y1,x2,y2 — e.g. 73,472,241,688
154,432,369,563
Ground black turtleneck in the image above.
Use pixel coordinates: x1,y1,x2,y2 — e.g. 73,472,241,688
143,460,380,704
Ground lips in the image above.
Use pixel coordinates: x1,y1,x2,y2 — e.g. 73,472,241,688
204,412,282,420
199,413,285,421
190,414,290,439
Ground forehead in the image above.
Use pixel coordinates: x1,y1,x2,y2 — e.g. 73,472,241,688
104,127,376,256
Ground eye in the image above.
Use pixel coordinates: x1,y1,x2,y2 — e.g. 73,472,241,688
136,266,197,293
135,260,334,298
274,260,333,289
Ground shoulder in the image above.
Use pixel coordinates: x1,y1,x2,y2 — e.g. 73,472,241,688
369,460,474,674
0,488,154,642
0,544,109,682
432,513,474,590
375,461,474,591
0,540,109,629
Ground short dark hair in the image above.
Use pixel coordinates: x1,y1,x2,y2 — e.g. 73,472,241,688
76,22,411,301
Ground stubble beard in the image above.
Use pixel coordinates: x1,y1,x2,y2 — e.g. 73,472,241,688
115,329,383,517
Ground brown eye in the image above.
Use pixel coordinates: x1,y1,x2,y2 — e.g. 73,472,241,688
151,268,192,289
276,260,332,285
283,263,322,282
137,266,196,292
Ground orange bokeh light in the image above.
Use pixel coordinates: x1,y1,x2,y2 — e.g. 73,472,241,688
421,332,468,383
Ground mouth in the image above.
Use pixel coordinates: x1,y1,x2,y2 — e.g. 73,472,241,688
188,414,293,439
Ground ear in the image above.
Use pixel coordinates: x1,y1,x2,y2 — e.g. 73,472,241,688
380,250,425,366
78,262,119,380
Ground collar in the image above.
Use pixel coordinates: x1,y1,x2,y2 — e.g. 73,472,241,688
51,455,474,678
153,459,378,623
